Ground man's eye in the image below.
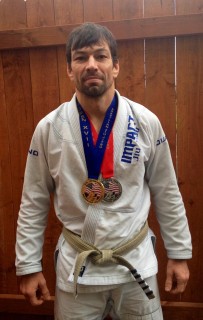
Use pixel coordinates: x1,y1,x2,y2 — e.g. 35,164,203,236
75,56,86,62
96,55,107,60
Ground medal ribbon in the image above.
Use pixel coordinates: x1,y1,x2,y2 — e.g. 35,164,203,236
77,94,117,180
90,122,113,178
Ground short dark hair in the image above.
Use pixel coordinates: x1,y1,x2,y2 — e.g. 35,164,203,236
66,22,118,66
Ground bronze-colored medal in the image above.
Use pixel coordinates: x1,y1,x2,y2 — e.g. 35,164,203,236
81,179,105,204
102,178,122,202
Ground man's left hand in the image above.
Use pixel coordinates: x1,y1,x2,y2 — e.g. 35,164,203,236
165,259,190,294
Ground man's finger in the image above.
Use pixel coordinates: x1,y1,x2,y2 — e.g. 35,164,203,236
173,279,187,294
25,290,44,306
165,273,173,292
41,287,51,301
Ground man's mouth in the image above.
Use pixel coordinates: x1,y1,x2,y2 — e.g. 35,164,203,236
83,74,102,82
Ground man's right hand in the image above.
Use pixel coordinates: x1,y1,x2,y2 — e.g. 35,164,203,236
20,272,51,306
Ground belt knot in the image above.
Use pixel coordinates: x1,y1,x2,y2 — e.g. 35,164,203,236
97,249,114,264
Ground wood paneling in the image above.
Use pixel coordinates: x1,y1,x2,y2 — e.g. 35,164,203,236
0,49,13,294
143,0,177,308
175,0,203,309
84,0,113,21
144,37,176,154
0,315,53,320
26,0,55,28
1,49,34,295
113,0,143,19
116,39,145,105
176,35,203,303
54,0,84,25
26,2,61,297
0,294,54,315
176,0,203,14
0,0,27,30
144,0,175,16
0,13,203,50
29,47,60,125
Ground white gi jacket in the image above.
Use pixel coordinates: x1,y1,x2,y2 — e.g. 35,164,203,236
15,91,192,292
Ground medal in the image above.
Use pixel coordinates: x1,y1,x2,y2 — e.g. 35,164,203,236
102,178,122,202
77,95,118,204
81,179,105,204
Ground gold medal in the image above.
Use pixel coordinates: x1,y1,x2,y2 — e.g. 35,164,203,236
81,179,105,204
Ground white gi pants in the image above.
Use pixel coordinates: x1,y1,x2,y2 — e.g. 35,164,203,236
54,275,163,320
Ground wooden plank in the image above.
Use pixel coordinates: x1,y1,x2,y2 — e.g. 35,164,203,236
0,54,14,294
115,0,145,104
144,0,176,304
144,37,176,155
116,39,145,105
1,50,35,213
0,54,12,221
0,0,31,299
0,204,17,293
0,315,53,320
56,46,75,103
29,47,60,126
2,49,35,193
1,49,34,293
26,0,59,123
0,294,54,315
144,0,177,158
163,310,203,320
84,0,113,21
176,34,203,304
113,0,143,19
176,0,203,14
0,13,203,50
144,0,175,16
162,303,203,320
0,0,27,30
162,301,203,308
175,2,203,307
54,0,84,25
26,0,55,28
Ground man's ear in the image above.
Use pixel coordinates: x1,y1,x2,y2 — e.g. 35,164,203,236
67,64,74,81
113,60,119,79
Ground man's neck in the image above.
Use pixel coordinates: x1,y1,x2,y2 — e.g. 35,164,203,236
76,89,116,132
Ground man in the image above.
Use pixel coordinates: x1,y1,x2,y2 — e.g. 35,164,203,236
16,23,192,320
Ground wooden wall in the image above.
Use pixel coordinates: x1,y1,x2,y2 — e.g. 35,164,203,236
0,0,203,319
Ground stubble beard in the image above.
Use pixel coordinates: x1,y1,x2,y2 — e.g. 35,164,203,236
77,75,114,98
81,83,108,97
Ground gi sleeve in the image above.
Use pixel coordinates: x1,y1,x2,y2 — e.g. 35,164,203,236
144,113,192,260
15,119,55,276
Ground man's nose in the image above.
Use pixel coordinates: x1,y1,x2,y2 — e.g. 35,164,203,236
86,56,98,70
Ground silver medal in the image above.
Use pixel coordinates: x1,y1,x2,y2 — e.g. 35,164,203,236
102,178,122,202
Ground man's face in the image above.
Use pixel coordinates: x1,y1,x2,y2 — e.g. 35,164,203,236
67,42,119,97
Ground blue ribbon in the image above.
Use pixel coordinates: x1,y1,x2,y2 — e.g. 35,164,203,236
77,94,118,179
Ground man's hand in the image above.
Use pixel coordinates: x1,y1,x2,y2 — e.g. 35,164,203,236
20,272,51,306
165,259,190,294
